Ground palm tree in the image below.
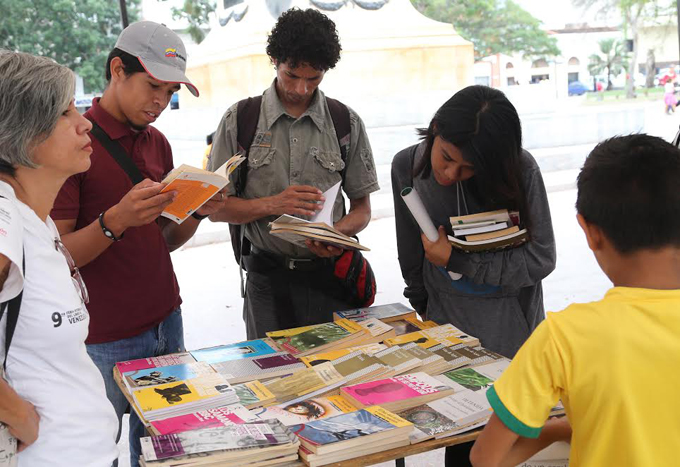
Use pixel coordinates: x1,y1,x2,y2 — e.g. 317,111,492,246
588,38,628,91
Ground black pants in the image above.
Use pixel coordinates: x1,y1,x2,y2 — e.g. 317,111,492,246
445,441,474,467
242,252,354,338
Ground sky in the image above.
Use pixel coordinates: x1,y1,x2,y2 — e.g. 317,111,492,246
514,0,609,29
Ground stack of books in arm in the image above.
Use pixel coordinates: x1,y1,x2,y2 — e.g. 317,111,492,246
159,154,245,224
448,209,528,252
340,372,455,412
291,406,413,467
139,420,299,467
150,403,260,435
132,374,239,421
210,352,306,385
266,319,369,357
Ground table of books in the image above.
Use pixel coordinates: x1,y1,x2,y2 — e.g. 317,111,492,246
114,303,542,467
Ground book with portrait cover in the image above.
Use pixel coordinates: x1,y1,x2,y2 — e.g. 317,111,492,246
149,403,260,435
289,406,412,455
340,372,454,413
190,339,277,364
252,395,357,426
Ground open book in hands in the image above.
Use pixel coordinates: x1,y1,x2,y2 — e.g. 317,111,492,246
159,154,245,224
269,181,370,251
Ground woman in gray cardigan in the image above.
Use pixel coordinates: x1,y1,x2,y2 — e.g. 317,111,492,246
392,86,556,466
391,86,556,359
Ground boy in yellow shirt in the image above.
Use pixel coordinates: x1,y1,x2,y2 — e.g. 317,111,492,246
470,134,680,467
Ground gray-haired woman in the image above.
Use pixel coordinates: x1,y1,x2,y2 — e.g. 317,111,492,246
0,51,117,466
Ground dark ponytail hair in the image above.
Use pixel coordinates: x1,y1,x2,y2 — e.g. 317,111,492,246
415,85,530,228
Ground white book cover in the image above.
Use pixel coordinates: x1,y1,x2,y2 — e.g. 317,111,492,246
453,222,508,236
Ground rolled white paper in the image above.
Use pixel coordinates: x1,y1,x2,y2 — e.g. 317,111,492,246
401,187,462,280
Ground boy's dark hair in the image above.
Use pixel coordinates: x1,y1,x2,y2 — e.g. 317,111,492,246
416,85,530,229
105,48,146,82
576,134,680,253
266,8,341,71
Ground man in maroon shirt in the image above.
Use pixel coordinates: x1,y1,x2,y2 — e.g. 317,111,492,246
51,21,222,467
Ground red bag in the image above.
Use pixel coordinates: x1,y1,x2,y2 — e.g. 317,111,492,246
334,250,377,307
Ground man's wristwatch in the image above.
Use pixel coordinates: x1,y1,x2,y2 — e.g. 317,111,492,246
99,211,124,242
191,212,209,221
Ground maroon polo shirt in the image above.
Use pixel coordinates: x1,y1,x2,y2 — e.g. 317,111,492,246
52,98,181,344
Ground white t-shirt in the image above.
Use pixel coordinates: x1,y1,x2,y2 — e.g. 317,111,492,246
0,183,118,466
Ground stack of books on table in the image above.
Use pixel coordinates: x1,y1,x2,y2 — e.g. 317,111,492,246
115,303,570,466
132,373,239,421
292,406,413,467
140,419,299,467
384,323,481,349
340,372,455,413
265,319,370,357
447,209,528,252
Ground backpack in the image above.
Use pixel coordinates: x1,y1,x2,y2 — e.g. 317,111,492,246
228,95,376,307
229,95,351,267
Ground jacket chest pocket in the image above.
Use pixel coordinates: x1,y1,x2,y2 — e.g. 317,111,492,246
313,150,345,173
248,147,276,169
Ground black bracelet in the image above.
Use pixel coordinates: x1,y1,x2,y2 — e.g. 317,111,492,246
191,212,209,221
99,212,124,242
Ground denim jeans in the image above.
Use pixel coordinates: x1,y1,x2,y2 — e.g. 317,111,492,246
87,307,185,467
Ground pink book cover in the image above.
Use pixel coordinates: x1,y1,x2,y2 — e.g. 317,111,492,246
341,373,441,406
150,406,255,435
115,353,195,373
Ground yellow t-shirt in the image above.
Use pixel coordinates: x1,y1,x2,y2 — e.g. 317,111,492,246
488,287,680,467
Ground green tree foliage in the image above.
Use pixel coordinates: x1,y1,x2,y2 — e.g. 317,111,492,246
411,0,561,59
588,38,628,90
170,0,216,44
573,0,674,97
0,0,140,94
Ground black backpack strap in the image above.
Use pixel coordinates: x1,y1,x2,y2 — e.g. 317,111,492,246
325,97,351,169
235,96,264,197
1,248,24,371
325,97,351,216
229,96,263,274
90,122,144,185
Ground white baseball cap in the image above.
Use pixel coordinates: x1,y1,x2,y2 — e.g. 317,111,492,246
115,21,199,97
